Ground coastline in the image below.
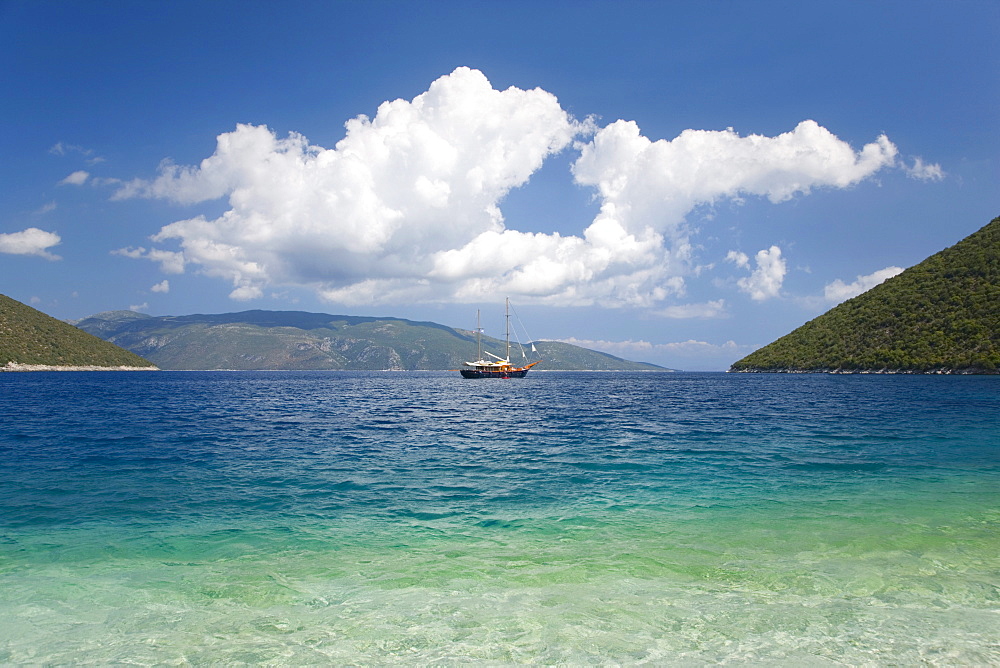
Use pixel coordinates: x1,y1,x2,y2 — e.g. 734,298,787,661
728,367,999,375
2,362,159,372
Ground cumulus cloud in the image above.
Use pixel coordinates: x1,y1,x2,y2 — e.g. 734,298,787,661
573,119,897,228
151,280,170,293
59,170,90,186
112,67,911,307
0,227,62,260
824,265,904,303
730,246,786,301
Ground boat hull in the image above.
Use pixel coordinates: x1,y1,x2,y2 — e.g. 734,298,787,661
460,368,531,379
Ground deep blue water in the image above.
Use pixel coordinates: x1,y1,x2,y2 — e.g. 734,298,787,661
1,371,998,663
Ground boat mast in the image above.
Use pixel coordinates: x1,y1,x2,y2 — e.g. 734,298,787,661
476,309,482,362
505,297,510,362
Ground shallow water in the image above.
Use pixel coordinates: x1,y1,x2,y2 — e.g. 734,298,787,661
1,371,997,663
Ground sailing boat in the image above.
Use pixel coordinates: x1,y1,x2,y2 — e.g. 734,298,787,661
459,298,541,379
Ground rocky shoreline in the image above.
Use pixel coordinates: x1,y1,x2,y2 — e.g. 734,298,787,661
2,362,159,372
728,367,997,375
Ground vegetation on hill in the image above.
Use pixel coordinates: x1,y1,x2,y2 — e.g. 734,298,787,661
75,309,667,371
0,294,156,368
730,216,1000,373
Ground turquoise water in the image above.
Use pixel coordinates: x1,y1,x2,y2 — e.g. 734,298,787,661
1,371,997,664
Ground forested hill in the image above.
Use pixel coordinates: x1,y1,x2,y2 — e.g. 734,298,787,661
0,294,156,369
730,215,1000,374
74,309,668,371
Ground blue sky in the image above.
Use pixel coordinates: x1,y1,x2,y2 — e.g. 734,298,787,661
2,0,997,370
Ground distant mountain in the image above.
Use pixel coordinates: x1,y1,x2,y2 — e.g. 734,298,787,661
730,215,1000,374
0,294,156,370
74,309,668,371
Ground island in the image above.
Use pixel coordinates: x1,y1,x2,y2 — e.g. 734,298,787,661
72,309,669,372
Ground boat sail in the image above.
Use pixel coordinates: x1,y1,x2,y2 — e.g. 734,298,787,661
460,298,541,379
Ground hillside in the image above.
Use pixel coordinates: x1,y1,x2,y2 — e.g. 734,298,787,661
74,309,667,371
0,294,156,370
730,215,1000,374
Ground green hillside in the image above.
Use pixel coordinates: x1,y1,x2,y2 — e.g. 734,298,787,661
0,294,156,369
730,215,1000,374
75,309,667,371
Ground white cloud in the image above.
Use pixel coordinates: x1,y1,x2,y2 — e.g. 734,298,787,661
90,176,122,187
112,246,186,274
229,284,263,301
824,265,904,303
733,246,786,301
59,170,90,186
34,201,57,215
130,303,149,312
572,119,898,226
904,157,945,181
50,142,104,164
112,68,908,308
50,142,85,156
151,280,170,293
653,299,727,319
725,250,750,269
0,227,62,260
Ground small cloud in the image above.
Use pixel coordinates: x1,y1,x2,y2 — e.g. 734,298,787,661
130,303,149,312
113,246,146,259
733,246,786,301
30,296,41,304
151,280,170,293
0,227,62,260
112,246,186,274
59,170,90,186
50,142,103,163
34,201,57,215
90,176,122,187
654,299,727,319
725,250,750,269
824,266,904,304
904,157,944,181
229,284,263,301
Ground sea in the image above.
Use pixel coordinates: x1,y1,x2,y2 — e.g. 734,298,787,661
0,370,997,665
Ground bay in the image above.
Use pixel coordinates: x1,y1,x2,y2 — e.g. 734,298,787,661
0,371,997,664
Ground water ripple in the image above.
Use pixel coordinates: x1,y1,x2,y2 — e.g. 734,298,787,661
1,371,998,663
